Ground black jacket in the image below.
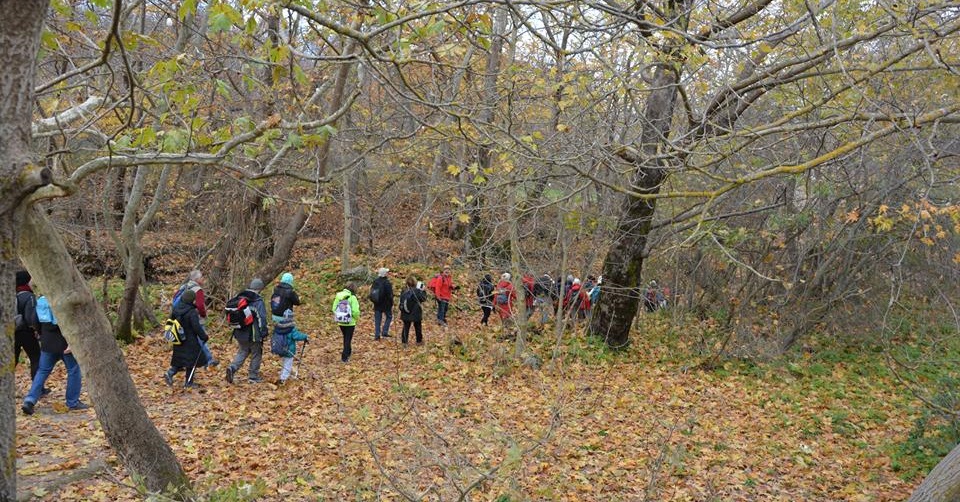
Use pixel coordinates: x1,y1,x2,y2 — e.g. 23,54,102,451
170,300,208,368
270,283,302,317
370,276,394,310
399,287,427,322
477,278,494,307
38,323,68,354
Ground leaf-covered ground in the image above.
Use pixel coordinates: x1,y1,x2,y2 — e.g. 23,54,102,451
16,264,927,501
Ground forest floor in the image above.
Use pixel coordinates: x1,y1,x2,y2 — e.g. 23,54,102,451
14,261,938,501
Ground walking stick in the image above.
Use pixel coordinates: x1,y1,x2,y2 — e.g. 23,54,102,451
292,339,308,379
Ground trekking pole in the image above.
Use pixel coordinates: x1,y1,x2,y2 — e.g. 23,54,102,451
186,349,203,386
292,339,308,379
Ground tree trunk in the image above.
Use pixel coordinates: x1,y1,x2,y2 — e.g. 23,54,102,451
341,171,354,273
589,60,684,349
18,205,192,498
909,442,960,501
0,2,51,497
255,204,308,284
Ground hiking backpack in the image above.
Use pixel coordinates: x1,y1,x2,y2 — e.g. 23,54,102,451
399,290,413,314
368,284,382,304
14,291,32,330
334,296,353,323
225,295,255,329
162,317,185,345
171,285,186,307
270,327,293,357
495,288,509,306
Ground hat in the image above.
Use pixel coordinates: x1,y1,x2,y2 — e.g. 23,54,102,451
573,278,581,285
180,289,196,304
377,268,389,277
501,272,511,281
16,270,31,287
249,278,265,291
281,273,294,285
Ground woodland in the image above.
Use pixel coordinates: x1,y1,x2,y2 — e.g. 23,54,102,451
1,0,959,500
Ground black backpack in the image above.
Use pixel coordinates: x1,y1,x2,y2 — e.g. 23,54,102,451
399,290,414,314
369,284,383,304
225,295,255,328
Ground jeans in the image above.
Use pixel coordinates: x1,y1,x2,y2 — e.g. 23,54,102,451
480,306,492,325
436,299,450,323
24,351,81,408
229,339,263,379
374,309,393,338
340,325,355,362
401,320,423,344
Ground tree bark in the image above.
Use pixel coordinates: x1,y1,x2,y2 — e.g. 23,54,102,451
0,2,51,497
909,442,960,502
18,205,192,498
255,204,308,284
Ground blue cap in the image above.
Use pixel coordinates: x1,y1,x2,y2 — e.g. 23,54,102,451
281,273,294,286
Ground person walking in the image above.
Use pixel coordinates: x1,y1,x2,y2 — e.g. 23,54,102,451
533,273,554,324
269,272,302,322
14,270,42,390
21,296,90,415
427,266,455,325
369,267,394,340
476,274,494,326
163,289,208,388
398,277,428,344
225,279,269,384
332,282,361,362
494,273,517,329
173,270,217,367
271,309,309,385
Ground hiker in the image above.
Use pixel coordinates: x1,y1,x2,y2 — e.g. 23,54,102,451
644,280,660,312
163,289,208,388
427,266,455,325
270,272,302,322
476,274,494,326
270,309,309,385
369,267,394,340
173,270,217,367
494,273,517,326
533,273,554,324
21,296,90,415
583,275,597,319
522,273,535,316
660,285,671,309
332,282,361,363
563,278,590,322
398,277,428,344
225,278,269,384
14,271,42,390
588,276,602,318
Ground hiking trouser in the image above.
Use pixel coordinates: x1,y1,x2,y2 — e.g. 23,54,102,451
480,306,492,325
339,325,355,362
229,339,263,379
401,320,423,344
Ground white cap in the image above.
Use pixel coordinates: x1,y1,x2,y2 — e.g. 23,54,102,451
378,267,389,277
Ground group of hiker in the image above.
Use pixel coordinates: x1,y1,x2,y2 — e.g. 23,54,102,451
477,272,602,327
15,270,90,415
15,264,671,410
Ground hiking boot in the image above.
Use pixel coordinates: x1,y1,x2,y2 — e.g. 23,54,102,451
21,401,35,415
275,379,286,386
163,371,174,386
382,333,392,338
374,336,381,341
207,359,219,368
68,402,91,411
225,366,236,384
40,387,51,397
184,382,201,389
248,376,263,384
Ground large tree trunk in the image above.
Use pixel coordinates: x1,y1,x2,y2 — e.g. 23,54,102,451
0,2,52,497
589,58,684,349
18,205,191,497
909,443,960,501
255,205,308,284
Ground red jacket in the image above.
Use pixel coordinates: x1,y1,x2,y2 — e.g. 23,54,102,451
494,280,516,319
428,273,455,301
522,274,535,308
563,284,590,311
